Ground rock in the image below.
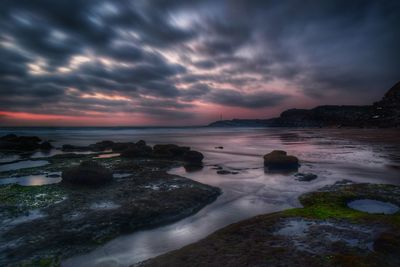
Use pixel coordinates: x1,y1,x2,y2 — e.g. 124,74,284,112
62,144,90,152
62,161,113,185
183,150,204,164
374,232,400,255
153,144,190,159
136,140,146,147
51,153,86,159
0,135,42,151
295,173,317,182
184,164,203,172
263,150,299,170
89,140,114,151
0,134,18,141
120,144,153,158
40,141,53,150
111,142,136,152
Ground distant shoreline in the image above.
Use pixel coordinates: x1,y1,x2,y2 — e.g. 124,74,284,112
209,81,400,128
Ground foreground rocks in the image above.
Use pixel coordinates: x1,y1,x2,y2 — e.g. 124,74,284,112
263,150,299,171
0,134,52,152
139,182,400,267
60,140,205,165
0,143,219,266
209,81,400,128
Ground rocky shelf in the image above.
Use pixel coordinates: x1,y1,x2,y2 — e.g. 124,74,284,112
0,141,220,266
139,182,400,267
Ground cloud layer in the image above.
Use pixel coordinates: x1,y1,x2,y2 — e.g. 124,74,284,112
0,0,399,126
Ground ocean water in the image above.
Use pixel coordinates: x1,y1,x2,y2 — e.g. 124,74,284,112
1,127,400,266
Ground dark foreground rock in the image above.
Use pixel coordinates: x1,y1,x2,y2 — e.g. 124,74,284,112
0,150,220,266
209,81,400,128
263,150,299,171
62,160,113,185
139,182,400,267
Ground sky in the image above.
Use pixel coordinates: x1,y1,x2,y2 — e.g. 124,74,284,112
0,0,399,126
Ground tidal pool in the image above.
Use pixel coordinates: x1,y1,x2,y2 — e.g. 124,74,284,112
95,153,120,159
0,160,49,172
0,173,61,186
348,199,399,214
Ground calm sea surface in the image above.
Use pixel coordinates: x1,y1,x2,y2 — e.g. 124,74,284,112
1,127,399,267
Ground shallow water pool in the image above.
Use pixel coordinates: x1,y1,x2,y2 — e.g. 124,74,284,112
0,173,61,186
348,199,399,214
0,160,49,172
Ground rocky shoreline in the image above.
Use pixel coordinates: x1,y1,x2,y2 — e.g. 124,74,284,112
1,135,400,266
209,81,400,128
138,181,400,267
0,138,221,266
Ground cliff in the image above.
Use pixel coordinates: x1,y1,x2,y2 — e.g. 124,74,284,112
209,81,400,128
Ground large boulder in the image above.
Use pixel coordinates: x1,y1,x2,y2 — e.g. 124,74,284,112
153,144,190,159
263,150,299,170
40,141,53,150
111,142,136,152
183,150,204,164
89,140,114,151
62,161,113,185
120,144,153,158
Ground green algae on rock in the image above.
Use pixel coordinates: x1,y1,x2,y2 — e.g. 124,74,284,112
138,182,400,267
0,147,220,266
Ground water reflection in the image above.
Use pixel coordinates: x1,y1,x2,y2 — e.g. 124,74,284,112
348,199,399,214
95,153,120,159
0,173,61,186
0,160,49,172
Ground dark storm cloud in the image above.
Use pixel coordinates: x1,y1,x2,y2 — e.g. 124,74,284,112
207,89,287,108
0,0,399,123
192,60,216,70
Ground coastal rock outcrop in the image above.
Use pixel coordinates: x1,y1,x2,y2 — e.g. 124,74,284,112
209,81,400,128
120,144,153,158
89,140,114,151
0,134,43,151
183,150,204,164
153,144,191,158
263,150,299,170
39,141,53,150
62,161,113,185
